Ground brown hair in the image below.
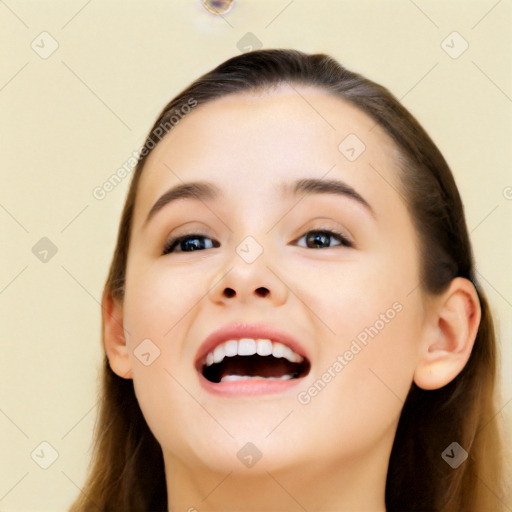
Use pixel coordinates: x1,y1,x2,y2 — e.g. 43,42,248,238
69,49,510,511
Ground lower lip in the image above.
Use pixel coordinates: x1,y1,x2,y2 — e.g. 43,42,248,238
198,372,304,396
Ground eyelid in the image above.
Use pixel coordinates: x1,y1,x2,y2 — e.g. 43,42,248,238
162,229,214,254
295,220,354,246
162,225,355,255
296,228,353,249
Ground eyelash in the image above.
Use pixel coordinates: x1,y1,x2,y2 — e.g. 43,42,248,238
162,229,353,255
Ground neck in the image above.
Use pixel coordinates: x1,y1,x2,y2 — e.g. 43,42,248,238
164,442,389,512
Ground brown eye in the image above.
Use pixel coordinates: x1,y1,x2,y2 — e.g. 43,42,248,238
297,230,352,249
163,234,219,255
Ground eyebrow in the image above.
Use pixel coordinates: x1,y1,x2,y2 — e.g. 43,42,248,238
143,177,375,226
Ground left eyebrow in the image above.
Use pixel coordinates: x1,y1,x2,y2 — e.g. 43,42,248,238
143,177,375,228
284,178,375,218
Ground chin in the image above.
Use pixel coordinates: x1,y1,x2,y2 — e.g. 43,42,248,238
166,429,306,476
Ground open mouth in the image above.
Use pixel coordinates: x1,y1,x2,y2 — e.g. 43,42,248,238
198,338,311,384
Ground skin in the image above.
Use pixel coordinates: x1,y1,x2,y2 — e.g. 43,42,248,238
104,84,481,511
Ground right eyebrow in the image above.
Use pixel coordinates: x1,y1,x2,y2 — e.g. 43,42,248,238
143,181,221,228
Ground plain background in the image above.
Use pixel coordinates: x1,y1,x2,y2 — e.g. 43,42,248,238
1,1,511,510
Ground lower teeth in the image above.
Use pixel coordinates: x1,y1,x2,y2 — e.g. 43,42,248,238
220,374,294,383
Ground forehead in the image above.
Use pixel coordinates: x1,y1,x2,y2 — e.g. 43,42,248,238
132,84,403,227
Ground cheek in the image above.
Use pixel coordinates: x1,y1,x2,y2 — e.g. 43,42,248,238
289,251,421,447
122,262,205,409
316,258,421,407
123,260,204,345
122,263,209,461
286,250,410,335
293,299,421,462
130,363,203,466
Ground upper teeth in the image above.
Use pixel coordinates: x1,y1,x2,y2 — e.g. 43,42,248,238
205,339,303,367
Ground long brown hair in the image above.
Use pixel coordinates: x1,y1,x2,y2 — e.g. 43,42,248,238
69,49,510,511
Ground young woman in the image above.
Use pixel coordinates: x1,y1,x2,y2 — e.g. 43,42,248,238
69,49,509,511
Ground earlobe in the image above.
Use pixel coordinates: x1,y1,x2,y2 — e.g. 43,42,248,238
413,277,481,390
102,290,133,380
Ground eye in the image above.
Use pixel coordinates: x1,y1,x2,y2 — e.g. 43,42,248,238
295,229,353,249
162,229,352,255
162,234,219,255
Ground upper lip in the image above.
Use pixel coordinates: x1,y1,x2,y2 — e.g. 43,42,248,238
195,322,310,370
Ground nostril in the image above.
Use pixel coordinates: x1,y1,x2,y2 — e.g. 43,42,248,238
255,287,269,297
222,287,270,298
223,288,236,298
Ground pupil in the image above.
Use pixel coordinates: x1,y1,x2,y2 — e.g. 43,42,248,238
183,237,204,251
308,232,328,248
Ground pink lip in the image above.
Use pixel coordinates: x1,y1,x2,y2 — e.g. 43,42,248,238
194,322,310,396
198,373,304,396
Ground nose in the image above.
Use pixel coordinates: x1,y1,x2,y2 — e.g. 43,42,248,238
208,249,288,307
222,285,270,299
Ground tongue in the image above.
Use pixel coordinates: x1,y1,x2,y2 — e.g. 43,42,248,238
220,374,294,383
218,355,298,380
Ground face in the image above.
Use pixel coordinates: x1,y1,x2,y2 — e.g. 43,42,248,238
118,84,428,475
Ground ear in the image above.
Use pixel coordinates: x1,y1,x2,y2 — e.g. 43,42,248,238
102,290,133,379
414,277,481,390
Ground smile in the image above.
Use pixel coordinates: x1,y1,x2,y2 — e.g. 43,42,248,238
200,338,310,384
194,322,312,395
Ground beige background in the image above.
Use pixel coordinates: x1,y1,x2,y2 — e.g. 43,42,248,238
1,1,511,510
